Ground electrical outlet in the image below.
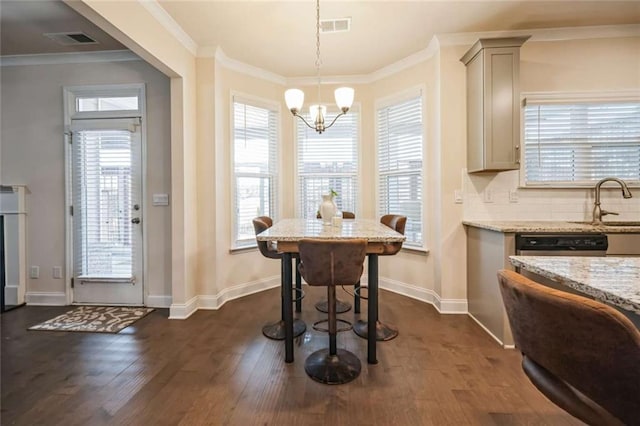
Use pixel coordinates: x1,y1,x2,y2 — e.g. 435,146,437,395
509,189,519,203
483,189,493,203
53,266,62,279
29,266,39,279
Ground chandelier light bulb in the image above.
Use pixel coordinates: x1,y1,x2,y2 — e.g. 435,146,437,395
334,87,355,111
285,89,305,113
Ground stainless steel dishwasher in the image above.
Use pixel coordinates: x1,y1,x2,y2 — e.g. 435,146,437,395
515,233,608,295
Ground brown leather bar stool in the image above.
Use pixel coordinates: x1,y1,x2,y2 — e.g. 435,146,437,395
253,216,306,340
298,238,367,385
353,214,406,341
314,211,356,314
497,270,640,425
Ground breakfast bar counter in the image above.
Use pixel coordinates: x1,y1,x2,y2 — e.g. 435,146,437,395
510,256,640,315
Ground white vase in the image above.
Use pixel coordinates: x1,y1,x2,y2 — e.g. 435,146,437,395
319,194,337,225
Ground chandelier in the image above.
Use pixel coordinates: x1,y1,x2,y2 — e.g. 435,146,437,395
284,0,354,134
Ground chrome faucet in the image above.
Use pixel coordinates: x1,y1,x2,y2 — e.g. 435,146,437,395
592,177,633,225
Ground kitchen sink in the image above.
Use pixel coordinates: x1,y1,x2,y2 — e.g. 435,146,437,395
570,221,640,227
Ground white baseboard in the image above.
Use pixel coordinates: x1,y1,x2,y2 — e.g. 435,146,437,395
379,277,467,314
379,277,437,305
25,291,67,306
147,295,172,308
168,295,199,319
200,275,280,310
433,293,468,314
4,284,19,305
168,275,280,319
467,312,515,349
166,275,468,319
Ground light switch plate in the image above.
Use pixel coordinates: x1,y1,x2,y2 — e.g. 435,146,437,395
483,189,493,203
152,193,169,206
53,266,62,279
30,265,39,279
509,189,519,203
454,190,463,204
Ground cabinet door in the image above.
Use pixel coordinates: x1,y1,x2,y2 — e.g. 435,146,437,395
482,46,521,171
466,52,485,172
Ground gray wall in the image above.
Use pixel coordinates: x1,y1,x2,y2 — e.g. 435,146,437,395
0,58,172,305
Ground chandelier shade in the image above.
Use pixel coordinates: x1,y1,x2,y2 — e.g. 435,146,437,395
284,88,305,113
284,0,354,134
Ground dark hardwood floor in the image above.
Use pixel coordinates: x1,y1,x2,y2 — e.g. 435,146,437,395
1,287,581,425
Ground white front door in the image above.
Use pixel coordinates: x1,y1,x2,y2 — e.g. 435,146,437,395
70,119,143,305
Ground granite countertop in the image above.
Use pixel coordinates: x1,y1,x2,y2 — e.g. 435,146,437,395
463,220,640,234
510,255,640,314
257,218,406,242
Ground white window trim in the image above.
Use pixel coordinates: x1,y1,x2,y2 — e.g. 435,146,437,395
63,83,147,305
292,103,361,218
519,90,640,189
374,85,428,252
229,91,281,251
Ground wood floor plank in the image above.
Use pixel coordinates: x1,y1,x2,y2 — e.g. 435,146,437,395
2,287,584,425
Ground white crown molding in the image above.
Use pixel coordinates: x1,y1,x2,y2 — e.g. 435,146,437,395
437,23,640,47
139,0,198,56
205,23,639,87
213,47,286,85
368,36,440,84
0,50,140,67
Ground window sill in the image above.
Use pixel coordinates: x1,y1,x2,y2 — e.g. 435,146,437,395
401,246,430,255
229,245,258,254
520,182,640,189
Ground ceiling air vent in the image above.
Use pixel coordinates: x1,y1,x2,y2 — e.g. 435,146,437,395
320,17,351,33
44,32,99,46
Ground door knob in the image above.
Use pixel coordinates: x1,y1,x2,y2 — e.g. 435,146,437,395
131,217,141,224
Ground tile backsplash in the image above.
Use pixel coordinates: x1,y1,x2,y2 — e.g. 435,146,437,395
463,170,640,222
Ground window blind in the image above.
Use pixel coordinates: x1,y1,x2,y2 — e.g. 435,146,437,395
296,110,359,218
233,99,278,248
71,119,139,278
377,96,423,247
523,100,640,185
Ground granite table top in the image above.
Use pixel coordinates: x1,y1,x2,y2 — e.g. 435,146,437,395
509,255,640,315
256,218,406,243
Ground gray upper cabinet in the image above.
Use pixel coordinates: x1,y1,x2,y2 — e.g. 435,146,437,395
461,37,530,173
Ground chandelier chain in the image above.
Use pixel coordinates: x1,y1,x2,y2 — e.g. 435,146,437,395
315,0,322,104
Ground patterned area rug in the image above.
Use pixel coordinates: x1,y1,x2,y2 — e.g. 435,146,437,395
29,306,154,333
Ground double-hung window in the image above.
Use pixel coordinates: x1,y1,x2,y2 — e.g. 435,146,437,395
232,96,279,248
522,93,640,186
377,93,423,248
296,109,359,217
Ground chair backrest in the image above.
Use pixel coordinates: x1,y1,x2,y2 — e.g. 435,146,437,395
252,216,280,260
298,239,367,287
380,214,407,255
316,211,355,219
497,269,640,425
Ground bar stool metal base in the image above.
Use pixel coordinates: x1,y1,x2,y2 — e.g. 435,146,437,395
262,319,306,340
353,320,398,341
315,299,351,314
304,348,361,385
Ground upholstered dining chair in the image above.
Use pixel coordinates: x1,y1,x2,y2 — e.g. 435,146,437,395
353,214,406,341
298,238,367,385
497,269,640,425
253,216,306,340
314,211,356,314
